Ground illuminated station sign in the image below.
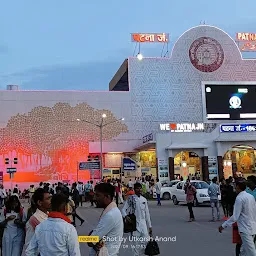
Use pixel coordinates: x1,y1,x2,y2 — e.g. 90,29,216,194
236,32,256,51
160,123,204,132
220,124,256,133
131,33,169,43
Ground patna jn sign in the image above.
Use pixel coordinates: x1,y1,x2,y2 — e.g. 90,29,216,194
160,123,204,133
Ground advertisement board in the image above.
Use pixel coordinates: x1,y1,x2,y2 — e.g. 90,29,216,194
158,159,169,180
204,84,256,120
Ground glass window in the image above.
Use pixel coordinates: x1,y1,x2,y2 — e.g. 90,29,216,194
169,181,179,187
176,182,183,189
191,182,209,189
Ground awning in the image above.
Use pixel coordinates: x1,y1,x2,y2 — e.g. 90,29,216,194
166,142,208,150
134,141,156,151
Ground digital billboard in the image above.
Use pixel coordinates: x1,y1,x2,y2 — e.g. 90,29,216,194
204,84,256,120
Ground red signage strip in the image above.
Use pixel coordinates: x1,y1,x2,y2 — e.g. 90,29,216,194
131,33,169,43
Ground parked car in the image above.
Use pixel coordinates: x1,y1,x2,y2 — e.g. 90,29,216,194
160,180,180,200
171,180,221,206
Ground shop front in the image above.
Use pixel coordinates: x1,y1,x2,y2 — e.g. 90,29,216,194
134,133,157,179
156,122,256,182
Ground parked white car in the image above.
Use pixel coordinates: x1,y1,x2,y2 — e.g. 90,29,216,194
171,180,221,206
160,180,180,200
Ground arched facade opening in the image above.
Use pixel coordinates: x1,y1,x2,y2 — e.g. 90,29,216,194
174,151,201,180
223,144,256,179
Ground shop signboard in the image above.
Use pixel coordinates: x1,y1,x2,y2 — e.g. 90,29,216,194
122,157,136,171
142,133,153,143
102,169,111,173
236,32,256,52
0,172,3,185
160,123,204,132
220,124,256,133
131,33,169,43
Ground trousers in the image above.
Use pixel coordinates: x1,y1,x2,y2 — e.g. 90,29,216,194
240,233,256,256
210,199,220,220
156,194,161,205
187,202,194,219
130,231,149,256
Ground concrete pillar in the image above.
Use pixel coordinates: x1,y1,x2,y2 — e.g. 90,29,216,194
201,156,209,181
217,156,224,180
168,157,175,180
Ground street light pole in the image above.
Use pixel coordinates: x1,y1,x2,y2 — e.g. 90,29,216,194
75,116,124,181
100,122,103,179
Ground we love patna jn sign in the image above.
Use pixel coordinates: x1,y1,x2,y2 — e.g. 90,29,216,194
160,123,205,133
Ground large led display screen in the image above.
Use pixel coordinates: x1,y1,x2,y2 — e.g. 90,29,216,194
204,84,256,120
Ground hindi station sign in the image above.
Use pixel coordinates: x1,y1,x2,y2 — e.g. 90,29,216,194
131,33,169,43
220,124,256,133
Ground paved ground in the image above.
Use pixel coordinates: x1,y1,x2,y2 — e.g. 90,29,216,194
76,200,235,256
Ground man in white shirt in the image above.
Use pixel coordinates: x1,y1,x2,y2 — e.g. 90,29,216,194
26,193,81,256
77,182,84,207
88,183,123,256
154,179,162,206
219,181,256,256
128,179,134,188
24,188,51,252
122,183,152,256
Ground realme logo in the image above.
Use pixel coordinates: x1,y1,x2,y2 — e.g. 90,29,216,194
78,236,99,243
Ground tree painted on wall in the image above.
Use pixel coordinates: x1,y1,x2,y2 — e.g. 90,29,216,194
0,102,128,182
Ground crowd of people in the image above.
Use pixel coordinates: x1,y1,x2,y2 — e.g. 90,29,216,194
0,174,254,255
0,176,159,256
182,175,256,256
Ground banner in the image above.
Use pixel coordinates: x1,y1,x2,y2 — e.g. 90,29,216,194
79,161,100,170
122,157,136,171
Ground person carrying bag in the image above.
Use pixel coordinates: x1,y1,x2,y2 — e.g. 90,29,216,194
123,195,136,234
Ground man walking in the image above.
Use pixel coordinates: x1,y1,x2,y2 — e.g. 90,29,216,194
26,193,81,256
88,183,123,256
24,188,51,252
77,182,84,207
155,178,162,206
122,183,152,256
218,181,256,256
208,177,220,221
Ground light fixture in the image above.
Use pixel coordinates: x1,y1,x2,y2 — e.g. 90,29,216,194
182,162,187,168
137,53,143,61
102,114,107,118
206,87,211,93
76,119,81,121
121,118,125,121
